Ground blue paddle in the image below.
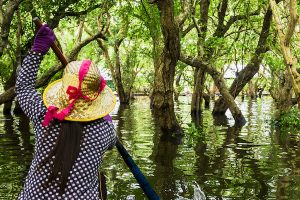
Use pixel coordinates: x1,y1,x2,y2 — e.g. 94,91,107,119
115,139,160,200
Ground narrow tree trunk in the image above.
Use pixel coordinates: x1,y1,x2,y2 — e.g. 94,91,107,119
174,73,182,101
270,70,293,114
203,92,210,108
191,0,209,118
248,80,256,99
92,18,130,105
3,68,16,114
114,41,130,104
0,0,23,58
151,0,182,133
13,100,23,115
191,68,206,117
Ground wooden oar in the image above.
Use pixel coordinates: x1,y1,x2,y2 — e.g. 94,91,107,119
32,17,68,67
33,17,160,200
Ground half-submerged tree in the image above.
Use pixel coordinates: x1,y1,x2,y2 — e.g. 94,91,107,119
269,0,300,112
148,0,190,134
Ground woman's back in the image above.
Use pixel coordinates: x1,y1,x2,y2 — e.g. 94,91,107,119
19,119,116,199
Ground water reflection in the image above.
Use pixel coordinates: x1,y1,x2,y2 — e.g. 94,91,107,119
0,113,34,199
152,131,182,199
0,97,300,199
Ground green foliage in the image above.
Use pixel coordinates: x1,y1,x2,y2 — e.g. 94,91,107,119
274,107,300,128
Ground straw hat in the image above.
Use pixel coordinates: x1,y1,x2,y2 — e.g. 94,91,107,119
42,60,116,123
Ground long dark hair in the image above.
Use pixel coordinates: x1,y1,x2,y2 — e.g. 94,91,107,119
40,121,84,194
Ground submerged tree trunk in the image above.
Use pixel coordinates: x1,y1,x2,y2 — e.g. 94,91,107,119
191,0,209,118
191,68,206,117
174,72,182,101
270,70,293,115
213,8,273,114
248,80,256,99
93,13,132,105
3,10,22,114
150,0,182,133
3,70,16,114
113,40,130,104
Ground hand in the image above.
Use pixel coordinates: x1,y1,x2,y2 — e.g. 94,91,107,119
103,114,112,122
31,24,55,55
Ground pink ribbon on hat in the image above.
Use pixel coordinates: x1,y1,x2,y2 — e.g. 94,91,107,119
42,60,107,126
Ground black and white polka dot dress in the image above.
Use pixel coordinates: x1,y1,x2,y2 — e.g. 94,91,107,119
16,51,117,199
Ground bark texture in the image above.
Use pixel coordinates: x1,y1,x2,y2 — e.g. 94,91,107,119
270,70,293,113
191,0,209,117
269,0,300,109
151,0,182,133
0,0,23,58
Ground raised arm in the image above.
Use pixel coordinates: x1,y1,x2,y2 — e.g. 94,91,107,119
16,25,55,124
16,52,46,123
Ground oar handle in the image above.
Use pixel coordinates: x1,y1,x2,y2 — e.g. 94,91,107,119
32,17,69,67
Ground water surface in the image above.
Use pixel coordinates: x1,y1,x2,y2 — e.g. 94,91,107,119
0,96,300,199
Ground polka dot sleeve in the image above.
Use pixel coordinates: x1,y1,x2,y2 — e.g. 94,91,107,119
16,51,46,124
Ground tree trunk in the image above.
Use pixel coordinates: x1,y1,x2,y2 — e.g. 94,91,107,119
191,68,206,117
270,70,293,115
213,8,273,114
3,66,17,114
151,0,182,134
191,0,209,118
248,80,256,99
13,100,23,114
174,73,182,101
92,14,131,105
203,92,210,108
270,0,300,109
0,0,23,58
114,41,130,104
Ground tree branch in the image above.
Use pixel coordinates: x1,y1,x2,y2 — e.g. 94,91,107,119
64,3,101,16
0,31,105,104
216,0,228,31
285,0,299,46
181,24,195,37
176,0,193,27
223,9,260,34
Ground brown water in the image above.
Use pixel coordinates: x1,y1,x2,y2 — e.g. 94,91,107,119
0,96,300,200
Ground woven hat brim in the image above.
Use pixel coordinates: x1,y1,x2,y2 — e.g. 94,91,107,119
43,79,116,122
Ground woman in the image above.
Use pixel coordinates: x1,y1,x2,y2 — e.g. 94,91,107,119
16,24,116,199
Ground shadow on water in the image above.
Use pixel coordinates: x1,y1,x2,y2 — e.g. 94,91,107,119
1,96,300,199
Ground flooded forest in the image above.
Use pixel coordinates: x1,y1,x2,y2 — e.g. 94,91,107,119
0,0,300,199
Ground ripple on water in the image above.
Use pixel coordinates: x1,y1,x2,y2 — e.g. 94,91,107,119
1,96,300,199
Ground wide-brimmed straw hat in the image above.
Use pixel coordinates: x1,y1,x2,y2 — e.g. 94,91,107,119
42,60,116,126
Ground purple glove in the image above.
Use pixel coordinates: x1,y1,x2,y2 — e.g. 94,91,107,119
103,114,112,122
31,24,55,55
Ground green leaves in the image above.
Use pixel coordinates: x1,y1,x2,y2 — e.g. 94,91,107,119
275,106,300,128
